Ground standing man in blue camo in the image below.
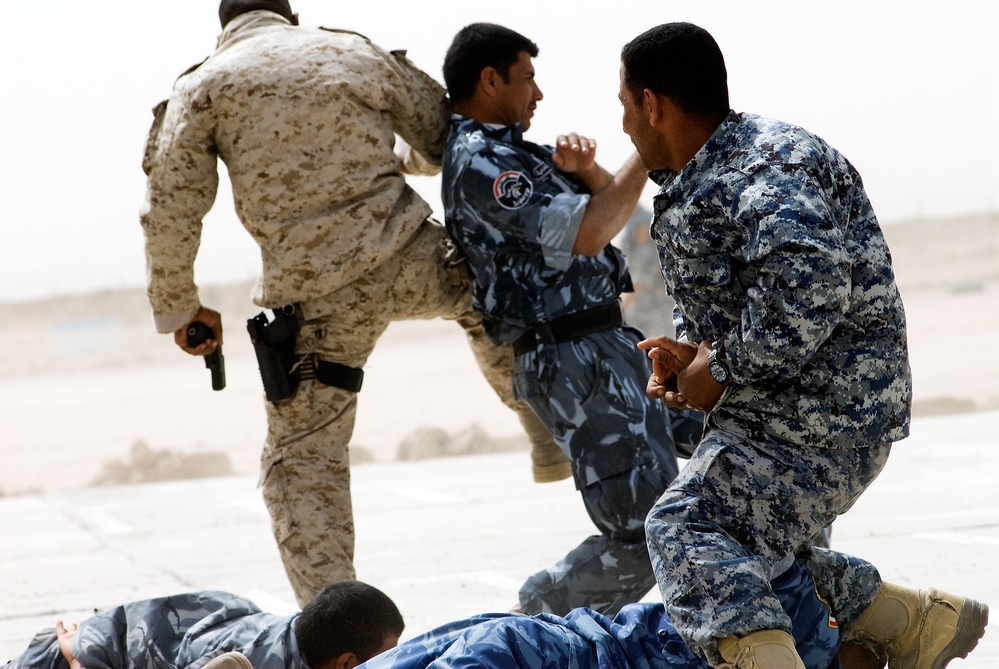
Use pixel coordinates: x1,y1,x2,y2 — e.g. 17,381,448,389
619,22,988,669
440,23,701,617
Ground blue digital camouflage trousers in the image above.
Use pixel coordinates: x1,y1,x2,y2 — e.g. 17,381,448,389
645,423,890,665
514,325,697,616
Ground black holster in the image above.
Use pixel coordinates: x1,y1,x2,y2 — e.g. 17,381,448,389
247,305,301,402
247,304,365,402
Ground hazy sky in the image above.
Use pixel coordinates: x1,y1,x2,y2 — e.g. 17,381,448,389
2,1,996,301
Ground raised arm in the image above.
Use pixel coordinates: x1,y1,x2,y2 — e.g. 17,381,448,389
552,136,647,256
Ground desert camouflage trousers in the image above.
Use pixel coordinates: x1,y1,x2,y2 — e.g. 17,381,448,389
645,424,890,665
258,219,566,606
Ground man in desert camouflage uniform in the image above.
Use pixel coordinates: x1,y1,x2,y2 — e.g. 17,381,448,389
620,22,988,669
440,24,706,617
139,0,568,607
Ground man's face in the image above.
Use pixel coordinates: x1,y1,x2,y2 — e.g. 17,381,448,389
495,51,543,130
619,64,667,170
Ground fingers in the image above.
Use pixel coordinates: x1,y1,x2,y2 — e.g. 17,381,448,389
553,133,597,173
56,620,79,636
646,346,688,375
637,335,675,350
640,336,698,368
645,374,694,409
173,305,225,355
174,326,218,356
661,391,694,410
556,133,595,154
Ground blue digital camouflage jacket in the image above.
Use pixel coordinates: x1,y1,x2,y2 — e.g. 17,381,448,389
650,112,912,449
358,561,840,669
4,591,303,669
442,115,632,345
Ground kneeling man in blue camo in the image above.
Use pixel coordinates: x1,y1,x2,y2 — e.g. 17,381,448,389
439,23,704,617
618,22,989,669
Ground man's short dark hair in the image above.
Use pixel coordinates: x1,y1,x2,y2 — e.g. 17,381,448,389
621,22,729,121
295,580,405,668
218,0,294,28
443,23,539,103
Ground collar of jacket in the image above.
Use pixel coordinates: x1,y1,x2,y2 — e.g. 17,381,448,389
648,110,742,188
449,114,525,145
216,10,292,51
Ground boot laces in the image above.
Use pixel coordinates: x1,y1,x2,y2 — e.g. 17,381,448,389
716,646,753,669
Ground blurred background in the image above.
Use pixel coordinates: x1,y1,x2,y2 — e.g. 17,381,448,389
1,0,996,300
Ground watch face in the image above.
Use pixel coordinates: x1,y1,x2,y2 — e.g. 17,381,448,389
708,359,729,384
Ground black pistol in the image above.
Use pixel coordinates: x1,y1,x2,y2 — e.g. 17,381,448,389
187,321,226,391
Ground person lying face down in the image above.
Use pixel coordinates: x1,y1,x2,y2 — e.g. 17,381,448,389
3,580,403,669
4,564,887,669
358,560,887,669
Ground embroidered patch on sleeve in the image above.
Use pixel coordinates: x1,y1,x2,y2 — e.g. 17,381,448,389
492,171,533,210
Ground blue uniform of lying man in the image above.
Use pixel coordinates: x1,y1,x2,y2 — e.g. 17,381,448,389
440,23,707,617
5,564,888,669
359,562,847,669
4,580,402,669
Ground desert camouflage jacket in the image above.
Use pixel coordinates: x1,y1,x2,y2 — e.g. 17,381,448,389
4,591,302,669
140,11,448,333
650,112,912,449
442,116,632,345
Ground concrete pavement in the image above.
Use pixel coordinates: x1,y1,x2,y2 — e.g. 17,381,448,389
2,410,996,667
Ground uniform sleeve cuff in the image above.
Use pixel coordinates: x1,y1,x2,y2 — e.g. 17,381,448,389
539,193,589,271
152,306,199,335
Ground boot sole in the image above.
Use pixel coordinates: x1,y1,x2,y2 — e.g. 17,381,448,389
930,597,990,669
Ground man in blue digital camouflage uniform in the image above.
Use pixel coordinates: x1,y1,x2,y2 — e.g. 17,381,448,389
440,23,703,618
619,22,989,669
358,561,849,669
3,581,403,669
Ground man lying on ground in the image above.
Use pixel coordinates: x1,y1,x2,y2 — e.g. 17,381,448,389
3,580,402,669
357,560,880,669
5,561,894,669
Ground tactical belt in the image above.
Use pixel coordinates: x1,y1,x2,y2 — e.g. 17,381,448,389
512,301,624,356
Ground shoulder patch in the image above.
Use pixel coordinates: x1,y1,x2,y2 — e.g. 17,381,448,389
492,171,533,210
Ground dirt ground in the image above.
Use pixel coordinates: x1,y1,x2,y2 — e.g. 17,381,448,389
0,211,996,495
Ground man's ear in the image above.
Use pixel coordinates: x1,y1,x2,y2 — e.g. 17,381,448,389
332,652,360,669
479,66,502,98
643,88,662,126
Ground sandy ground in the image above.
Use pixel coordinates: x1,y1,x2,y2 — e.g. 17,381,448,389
0,212,997,663
1,212,996,495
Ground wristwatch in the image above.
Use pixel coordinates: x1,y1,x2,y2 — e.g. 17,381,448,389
707,341,731,385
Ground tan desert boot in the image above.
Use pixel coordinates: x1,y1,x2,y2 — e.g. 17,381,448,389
845,582,989,669
202,651,254,669
716,629,805,669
